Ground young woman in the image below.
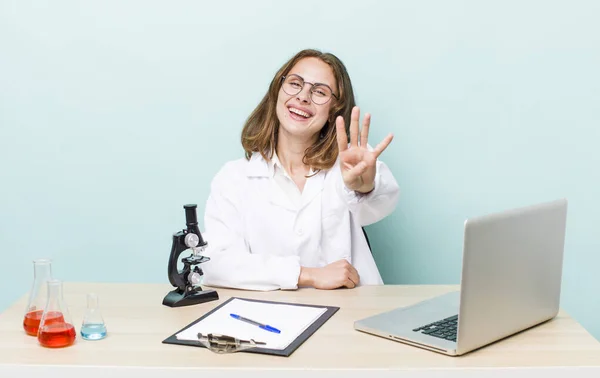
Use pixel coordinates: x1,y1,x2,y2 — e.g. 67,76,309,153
202,49,399,290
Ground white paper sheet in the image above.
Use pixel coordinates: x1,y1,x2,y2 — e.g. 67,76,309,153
176,298,327,350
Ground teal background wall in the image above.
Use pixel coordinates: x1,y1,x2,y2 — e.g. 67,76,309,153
1,1,598,340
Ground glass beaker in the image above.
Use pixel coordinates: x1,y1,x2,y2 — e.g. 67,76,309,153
23,259,53,336
81,293,107,340
37,279,76,348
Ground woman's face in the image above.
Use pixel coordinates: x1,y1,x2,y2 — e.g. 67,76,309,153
276,57,336,143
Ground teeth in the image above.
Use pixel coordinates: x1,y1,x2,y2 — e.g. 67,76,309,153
289,108,310,118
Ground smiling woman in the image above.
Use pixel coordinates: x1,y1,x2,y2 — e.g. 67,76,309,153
201,49,400,292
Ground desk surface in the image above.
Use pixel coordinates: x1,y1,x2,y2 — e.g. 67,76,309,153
1,283,599,377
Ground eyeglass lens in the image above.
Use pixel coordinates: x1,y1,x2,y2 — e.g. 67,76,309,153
282,75,333,105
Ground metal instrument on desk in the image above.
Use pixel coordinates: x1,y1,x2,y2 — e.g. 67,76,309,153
196,333,266,354
162,204,219,307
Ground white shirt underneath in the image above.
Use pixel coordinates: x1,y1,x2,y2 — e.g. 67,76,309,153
270,152,308,210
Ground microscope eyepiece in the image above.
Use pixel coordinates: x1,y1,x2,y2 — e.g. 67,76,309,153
184,204,198,226
183,203,206,246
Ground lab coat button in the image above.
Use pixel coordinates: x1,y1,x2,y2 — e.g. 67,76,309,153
296,228,303,235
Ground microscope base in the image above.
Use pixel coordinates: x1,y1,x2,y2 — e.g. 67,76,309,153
162,287,219,307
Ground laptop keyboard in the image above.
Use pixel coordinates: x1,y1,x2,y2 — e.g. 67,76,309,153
412,314,458,342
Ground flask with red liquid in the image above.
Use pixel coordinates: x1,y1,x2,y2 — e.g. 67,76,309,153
23,259,53,336
37,279,76,348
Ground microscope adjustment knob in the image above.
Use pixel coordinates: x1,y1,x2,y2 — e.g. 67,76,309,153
184,233,200,248
188,272,202,286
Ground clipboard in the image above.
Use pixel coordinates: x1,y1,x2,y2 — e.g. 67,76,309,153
162,297,339,357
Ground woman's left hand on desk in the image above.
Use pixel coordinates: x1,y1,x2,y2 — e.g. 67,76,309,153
298,259,360,289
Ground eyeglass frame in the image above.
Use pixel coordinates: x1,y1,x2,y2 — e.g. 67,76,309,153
280,74,339,105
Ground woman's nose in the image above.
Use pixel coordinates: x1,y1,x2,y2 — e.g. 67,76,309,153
296,85,311,103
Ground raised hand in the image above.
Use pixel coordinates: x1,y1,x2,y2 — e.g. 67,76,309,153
336,106,394,193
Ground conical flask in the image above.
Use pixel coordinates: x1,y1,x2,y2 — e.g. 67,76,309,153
23,259,53,336
81,293,107,340
37,279,76,348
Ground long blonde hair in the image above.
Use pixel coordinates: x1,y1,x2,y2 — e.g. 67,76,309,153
241,49,356,171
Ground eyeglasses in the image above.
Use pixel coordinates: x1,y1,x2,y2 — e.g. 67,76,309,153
281,74,338,105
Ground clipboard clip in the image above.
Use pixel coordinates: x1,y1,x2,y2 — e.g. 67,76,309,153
196,333,266,354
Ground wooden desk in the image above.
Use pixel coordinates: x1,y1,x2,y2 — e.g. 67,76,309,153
1,283,599,377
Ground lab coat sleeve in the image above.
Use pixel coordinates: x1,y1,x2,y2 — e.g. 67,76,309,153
337,159,400,226
201,163,301,291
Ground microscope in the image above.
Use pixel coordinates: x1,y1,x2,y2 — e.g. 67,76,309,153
162,204,219,307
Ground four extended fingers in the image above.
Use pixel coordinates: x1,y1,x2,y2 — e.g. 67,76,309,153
338,106,393,154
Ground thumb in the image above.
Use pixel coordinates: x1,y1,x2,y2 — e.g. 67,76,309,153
346,161,368,178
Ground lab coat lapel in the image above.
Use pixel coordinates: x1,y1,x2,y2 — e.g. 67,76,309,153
299,169,325,211
246,152,297,212
246,153,269,177
269,179,297,211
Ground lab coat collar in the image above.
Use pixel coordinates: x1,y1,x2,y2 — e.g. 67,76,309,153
247,151,319,178
301,169,325,210
246,152,326,212
270,151,286,178
246,152,271,177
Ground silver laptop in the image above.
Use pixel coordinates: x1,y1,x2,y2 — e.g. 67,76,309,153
354,198,568,356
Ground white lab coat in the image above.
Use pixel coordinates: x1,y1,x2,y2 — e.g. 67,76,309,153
201,152,400,291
